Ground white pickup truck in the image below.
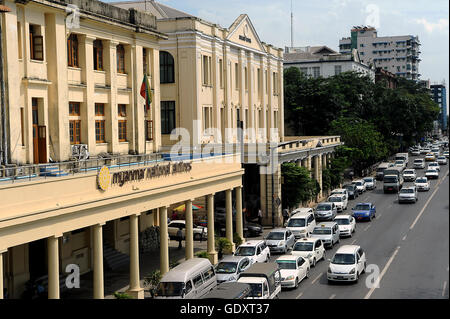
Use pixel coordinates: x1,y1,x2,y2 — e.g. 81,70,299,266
237,263,281,299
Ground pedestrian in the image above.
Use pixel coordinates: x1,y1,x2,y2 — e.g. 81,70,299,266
282,209,289,226
176,227,183,249
257,208,263,226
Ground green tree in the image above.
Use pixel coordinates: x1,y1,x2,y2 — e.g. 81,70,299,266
281,163,320,208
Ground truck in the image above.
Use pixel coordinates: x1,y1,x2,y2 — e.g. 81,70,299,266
376,162,393,180
237,262,281,299
395,153,409,165
383,167,404,193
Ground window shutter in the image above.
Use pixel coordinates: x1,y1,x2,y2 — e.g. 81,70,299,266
33,35,44,61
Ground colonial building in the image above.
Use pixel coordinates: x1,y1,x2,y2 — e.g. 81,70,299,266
0,0,243,300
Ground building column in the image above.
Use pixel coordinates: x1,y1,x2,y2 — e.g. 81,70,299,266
225,189,235,252
0,249,5,299
127,214,144,299
93,223,104,299
185,200,194,260
159,207,169,275
207,194,218,264
235,186,244,241
47,236,60,299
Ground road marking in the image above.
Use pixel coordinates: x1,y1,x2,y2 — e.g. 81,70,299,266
351,239,357,245
402,234,407,241
410,184,440,230
443,281,447,297
364,224,371,231
329,294,336,299
311,273,323,285
296,292,303,299
364,246,401,299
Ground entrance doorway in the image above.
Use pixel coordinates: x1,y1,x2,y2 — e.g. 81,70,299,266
32,98,47,164
28,239,47,280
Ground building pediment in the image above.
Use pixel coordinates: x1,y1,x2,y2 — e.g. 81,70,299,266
226,14,266,53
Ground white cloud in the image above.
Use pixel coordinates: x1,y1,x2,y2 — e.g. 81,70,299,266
415,18,449,33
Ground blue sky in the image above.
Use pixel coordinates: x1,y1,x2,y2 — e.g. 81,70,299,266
107,0,449,103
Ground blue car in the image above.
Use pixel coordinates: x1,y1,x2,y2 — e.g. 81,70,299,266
352,203,376,221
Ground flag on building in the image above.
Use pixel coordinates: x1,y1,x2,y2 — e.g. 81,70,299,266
140,74,152,112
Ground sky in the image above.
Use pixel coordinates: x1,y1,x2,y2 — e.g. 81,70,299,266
107,0,449,111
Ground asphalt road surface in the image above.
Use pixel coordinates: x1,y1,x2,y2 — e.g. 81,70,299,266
276,156,449,299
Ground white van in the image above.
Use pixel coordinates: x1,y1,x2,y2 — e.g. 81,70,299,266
286,208,316,239
155,258,217,299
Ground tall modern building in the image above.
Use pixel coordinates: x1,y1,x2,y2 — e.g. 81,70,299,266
430,83,448,133
339,26,421,81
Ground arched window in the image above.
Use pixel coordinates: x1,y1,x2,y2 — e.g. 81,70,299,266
117,44,125,74
67,34,78,67
160,51,174,84
93,40,103,71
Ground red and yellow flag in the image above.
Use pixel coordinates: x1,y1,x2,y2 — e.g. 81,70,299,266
140,74,152,112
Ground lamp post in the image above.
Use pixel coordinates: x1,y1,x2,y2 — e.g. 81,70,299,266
0,4,11,166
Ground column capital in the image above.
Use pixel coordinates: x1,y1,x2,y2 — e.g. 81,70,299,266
0,249,7,254
83,35,97,43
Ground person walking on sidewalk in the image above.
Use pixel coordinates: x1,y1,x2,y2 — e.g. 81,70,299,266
176,228,183,249
282,209,290,227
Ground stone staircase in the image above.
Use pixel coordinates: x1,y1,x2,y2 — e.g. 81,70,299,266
103,244,130,271
39,166,69,177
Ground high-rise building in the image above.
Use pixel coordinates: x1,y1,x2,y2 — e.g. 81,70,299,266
339,26,421,81
430,83,448,132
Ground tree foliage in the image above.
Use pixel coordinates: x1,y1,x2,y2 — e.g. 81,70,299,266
281,163,320,209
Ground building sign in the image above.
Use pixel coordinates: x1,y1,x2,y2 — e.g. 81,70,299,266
97,162,192,189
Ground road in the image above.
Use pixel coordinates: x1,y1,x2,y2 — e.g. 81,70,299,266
275,156,449,299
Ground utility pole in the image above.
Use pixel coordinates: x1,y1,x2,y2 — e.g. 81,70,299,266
290,0,294,49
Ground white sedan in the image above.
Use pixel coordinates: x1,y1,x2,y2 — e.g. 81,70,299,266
428,162,441,172
425,168,439,179
276,255,310,289
291,237,326,267
334,215,356,238
415,177,430,191
402,169,417,182
437,156,447,165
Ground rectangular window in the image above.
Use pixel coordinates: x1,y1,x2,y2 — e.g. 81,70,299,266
235,63,239,90
312,67,320,78
161,101,176,134
118,104,127,117
70,120,81,145
20,108,25,146
117,44,125,74
145,120,153,141
95,120,105,143
17,22,23,59
202,55,208,86
29,25,43,61
95,103,105,116
334,65,342,75
118,120,127,142
244,67,248,91
265,70,269,94
203,107,213,131
143,48,148,75
219,59,223,88
93,40,103,71
245,109,249,129
257,68,261,96
272,72,277,95
67,34,79,67
69,102,80,116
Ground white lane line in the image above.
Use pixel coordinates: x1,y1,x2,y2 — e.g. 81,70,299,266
329,294,336,299
364,246,401,299
410,184,440,230
351,239,357,245
402,234,407,241
311,273,323,285
296,292,304,299
364,224,371,231
443,281,447,297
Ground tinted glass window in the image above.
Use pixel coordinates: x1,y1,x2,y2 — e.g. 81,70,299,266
193,274,203,288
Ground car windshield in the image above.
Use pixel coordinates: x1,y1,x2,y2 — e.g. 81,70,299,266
354,204,370,210
430,163,438,166
328,197,342,202
332,253,355,265
267,232,285,240
293,242,314,251
216,262,238,274
156,282,184,297
287,219,306,227
335,218,350,225
276,260,297,270
313,228,331,235
234,247,255,256
355,181,363,186
404,170,414,175
416,178,427,183
344,185,355,191
316,205,331,211
384,177,398,183
414,160,423,163
363,178,372,183
426,170,436,174
247,283,263,298
395,161,404,165
400,189,414,194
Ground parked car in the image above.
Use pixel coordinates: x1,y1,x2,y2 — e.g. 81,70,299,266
413,158,426,169
363,177,376,190
415,177,430,192
352,179,367,194
327,194,348,212
310,222,340,249
327,245,367,283
264,229,296,254
314,202,337,221
352,203,376,221
215,256,252,284
402,169,417,182
398,186,418,204
331,188,349,198
291,237,326,267
276,255,310,289
334,215,356,238
168,220,207,241
234,240,270,264
344,184,359,199
286,209,316,239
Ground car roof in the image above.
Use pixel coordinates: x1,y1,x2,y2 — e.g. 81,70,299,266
318,202,333,206
276,255,301,261
269,228,287,233
336,245,360,254
239,240,264,247
332,188,346,192
402,186,416,190
316,222,337,228
291,208,313,216
328,194,343,198
219,256,249,263
296,237,319,243
334,214,352,219
169,220,186,224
